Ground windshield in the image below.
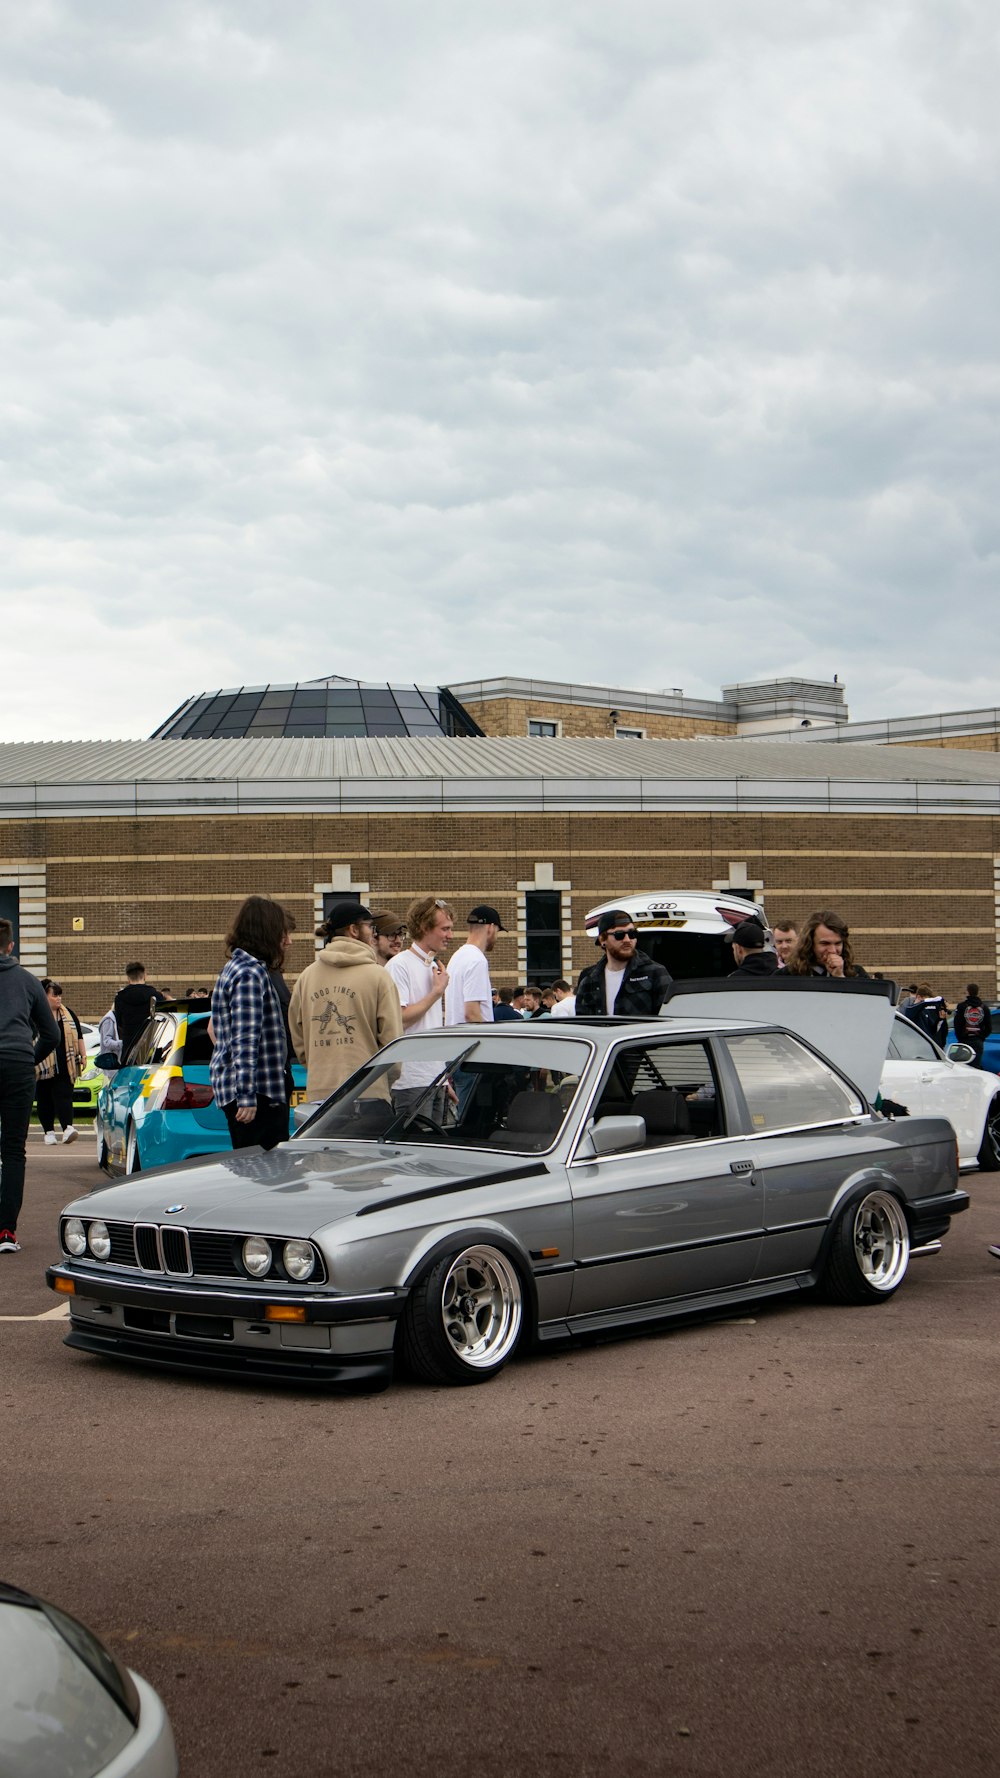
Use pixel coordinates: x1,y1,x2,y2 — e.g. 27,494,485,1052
299,1032,593,1153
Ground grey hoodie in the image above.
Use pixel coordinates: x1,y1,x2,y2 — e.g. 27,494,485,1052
0,953,60,1063
288,937,404,1100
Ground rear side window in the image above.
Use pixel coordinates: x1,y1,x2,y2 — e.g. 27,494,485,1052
146,1016,178,1067
181,1018,214,1065
593,1040,724,1145
725,1032,863,1132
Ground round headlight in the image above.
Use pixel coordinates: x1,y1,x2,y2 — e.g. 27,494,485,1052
242,1236,272,1278
283,1240,316,1283
64,1217,87,1257
87,1220,111,1261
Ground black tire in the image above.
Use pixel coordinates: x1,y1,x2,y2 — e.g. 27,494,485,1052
976,1097,1000,1172
821,1189,910,1305
401,1243,525,1386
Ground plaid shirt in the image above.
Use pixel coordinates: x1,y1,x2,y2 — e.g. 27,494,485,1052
210,949,288,1110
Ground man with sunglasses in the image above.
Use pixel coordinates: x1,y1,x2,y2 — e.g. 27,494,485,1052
370,911,407,966
573,909,672,1018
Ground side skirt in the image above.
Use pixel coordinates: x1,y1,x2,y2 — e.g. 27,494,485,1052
537,1274,808,1344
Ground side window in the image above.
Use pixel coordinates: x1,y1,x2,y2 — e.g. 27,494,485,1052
725,1033,863,1132
123,1018,159,1067
181,1018,214,1066
889,1018,939,1063
594,1041,723,1147
147,1016,178,1067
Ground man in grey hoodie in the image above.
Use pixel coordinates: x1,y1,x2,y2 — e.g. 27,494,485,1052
0,919,60,1252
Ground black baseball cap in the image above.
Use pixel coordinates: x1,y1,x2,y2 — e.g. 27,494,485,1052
326,900,374,932
468,905,507,930
730,920,766,949
597,909,634,936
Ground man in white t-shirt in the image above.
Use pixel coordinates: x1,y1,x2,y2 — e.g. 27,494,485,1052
445,905,505,1026
547,980,577,1018
385,896,453,1115
446,905,506,1116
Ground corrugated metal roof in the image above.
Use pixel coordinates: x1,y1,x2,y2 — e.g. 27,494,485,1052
2,732,1000,785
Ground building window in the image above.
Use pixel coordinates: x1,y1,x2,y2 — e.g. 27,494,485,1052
614,726,645,740
524,890,563,980
527,719,560,738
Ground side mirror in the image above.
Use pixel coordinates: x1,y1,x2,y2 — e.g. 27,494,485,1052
94,1051,119,1071
591,1115,646,1156
946,1043,976,1066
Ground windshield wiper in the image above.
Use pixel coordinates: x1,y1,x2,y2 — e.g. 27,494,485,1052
378,1042,481,1143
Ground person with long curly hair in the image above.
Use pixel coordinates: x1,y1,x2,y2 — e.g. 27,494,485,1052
786,909,869,980
210,895,290,1151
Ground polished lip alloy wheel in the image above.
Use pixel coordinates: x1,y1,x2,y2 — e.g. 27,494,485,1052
853,1191,910,1291
440,1246,522,1369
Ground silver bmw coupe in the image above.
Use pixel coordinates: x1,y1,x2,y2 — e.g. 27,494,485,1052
47,982,969,1390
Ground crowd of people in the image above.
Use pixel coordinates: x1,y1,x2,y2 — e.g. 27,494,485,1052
0,898,996,1260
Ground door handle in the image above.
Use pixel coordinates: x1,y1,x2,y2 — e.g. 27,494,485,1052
730,1159,754,1174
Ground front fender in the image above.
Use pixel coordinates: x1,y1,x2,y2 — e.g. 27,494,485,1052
401,1222,541,1337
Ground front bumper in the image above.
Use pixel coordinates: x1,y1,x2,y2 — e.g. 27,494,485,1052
46,1262,405,1388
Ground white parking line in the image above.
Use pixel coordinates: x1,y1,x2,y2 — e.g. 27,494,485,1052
0,1302,70,1322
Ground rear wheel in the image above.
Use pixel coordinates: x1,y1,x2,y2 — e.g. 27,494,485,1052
822,1189,909,1304
401,1244,525,1386
125,1122,141,1175
976,1097,1000,1172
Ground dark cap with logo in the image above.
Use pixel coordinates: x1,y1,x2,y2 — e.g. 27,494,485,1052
468,905,507,930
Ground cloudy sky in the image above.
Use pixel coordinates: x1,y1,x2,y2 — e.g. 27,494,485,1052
2,1,998,741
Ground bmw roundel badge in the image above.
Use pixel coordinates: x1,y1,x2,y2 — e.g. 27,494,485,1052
163,1204,185,1215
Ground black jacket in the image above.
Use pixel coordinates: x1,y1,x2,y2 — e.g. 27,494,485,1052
574,948,672,1018
729,950,780,978
955,997,992,1044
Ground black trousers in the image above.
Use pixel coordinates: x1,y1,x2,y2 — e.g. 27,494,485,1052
36,1073,75,1134
222,1098,289,1152
0,1053,37,1231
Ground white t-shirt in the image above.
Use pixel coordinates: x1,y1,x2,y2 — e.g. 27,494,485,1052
549,995,576,1018
385,944,446,1089
604,965,627,1014
445,942,494,1026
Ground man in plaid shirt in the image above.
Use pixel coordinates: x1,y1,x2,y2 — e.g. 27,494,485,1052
210,897,290,1151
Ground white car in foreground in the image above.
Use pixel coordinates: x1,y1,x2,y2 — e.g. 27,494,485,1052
883,1014,1000,1171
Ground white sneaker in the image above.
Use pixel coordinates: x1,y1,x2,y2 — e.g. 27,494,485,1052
62,1127,79,1145
44,1131,58,1145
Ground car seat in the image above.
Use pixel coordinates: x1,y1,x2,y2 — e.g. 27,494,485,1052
489,1090,565,1150
628,1088,691,1146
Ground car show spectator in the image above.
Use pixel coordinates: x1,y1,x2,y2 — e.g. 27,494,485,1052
574,909,672,1016
445,907,504,1027
113,961,168,1061
908,985,948,1047
547,980,577,1018
522,986,546,1019
728,921,780,978
385,897,453,1119
492,988,522,1022
954,983,992,1067
772,921,798,968
787,910,869,980
370,912,407,966
210,896,290,1152
289,900,402,1101
0,919,59,1254
35,979,86,1146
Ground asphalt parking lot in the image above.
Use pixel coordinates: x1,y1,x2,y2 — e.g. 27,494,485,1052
3,1134,999,1778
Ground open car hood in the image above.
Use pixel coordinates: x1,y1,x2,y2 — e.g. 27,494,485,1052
660,977,896,1105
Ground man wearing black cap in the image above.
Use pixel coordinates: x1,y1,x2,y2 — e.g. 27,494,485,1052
728,921,780,978
445,906,506,1027
573,910,672,1017
288,900,402,1101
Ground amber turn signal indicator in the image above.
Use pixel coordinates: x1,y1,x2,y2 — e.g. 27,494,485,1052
264,1304,307,1323
53,1277,75,1295
539,1247,560,1259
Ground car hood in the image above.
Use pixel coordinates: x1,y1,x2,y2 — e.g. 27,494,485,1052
661,978,896,1104
66,1142,537,1238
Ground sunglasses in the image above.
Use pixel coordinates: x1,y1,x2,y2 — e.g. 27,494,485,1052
606,927,638,942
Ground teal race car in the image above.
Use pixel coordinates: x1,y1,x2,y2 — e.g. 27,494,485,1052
96,1001,306,1175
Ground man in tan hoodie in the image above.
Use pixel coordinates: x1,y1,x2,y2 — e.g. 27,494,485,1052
289,901,403,1101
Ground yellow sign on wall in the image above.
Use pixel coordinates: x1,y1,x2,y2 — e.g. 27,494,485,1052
72,917,84,932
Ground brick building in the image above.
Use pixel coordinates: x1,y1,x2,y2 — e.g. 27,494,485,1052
2,732,999,1018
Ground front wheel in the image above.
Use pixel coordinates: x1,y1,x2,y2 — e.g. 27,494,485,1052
821,1189,910,1304
401,1244,525,1385
976,1097,1000,1172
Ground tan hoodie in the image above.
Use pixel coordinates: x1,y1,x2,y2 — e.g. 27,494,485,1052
288,938,403,1100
